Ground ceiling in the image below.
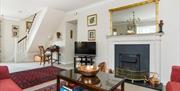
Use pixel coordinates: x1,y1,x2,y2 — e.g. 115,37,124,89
0,0,104,20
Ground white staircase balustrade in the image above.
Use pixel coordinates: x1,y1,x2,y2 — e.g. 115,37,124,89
26,8,65,53
26,9,47,53
15,8,65,62
16,36,27,62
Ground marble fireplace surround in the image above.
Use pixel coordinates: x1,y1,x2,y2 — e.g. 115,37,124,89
107,33,163,79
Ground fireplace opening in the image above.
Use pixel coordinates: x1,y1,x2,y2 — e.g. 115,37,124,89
115,44,150,82
119,53,141,71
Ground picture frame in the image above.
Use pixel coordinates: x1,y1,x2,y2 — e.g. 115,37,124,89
88,29,96,41
12,25,19,37
70,30,73,39
87,14,97,26
26,21,32,31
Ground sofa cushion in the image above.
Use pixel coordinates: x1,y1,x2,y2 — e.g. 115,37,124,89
166,81,180,91
171,66,180,82
0,79,22,91
0,66,10,79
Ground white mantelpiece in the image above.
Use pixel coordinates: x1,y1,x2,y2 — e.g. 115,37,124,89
107,33,163,80
107,33,163,40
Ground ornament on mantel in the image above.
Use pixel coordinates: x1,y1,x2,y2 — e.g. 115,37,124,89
113,29,117,36
159,20,164,33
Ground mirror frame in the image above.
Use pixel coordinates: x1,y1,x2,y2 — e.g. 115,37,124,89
109,0,160,35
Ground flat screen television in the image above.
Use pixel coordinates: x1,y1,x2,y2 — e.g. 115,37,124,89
75,41,96,56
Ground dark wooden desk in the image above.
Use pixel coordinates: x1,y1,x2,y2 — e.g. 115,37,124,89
47,45,60,65
57,70,125,91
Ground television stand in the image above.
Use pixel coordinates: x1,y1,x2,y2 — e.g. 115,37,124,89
74,55,95,72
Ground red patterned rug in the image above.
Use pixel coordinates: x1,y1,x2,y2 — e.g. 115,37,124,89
35,84,57,91
10,66,63,89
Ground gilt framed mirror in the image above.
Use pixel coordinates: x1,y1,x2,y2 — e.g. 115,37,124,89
109,0,159,36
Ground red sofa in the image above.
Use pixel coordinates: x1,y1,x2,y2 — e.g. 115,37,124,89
166,66,180,91
0,66,22,91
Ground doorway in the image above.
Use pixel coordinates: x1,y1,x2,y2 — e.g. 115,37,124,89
65,20,77,63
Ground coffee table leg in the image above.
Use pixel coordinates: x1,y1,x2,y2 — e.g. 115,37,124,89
121,81,124,91
57,76,60,91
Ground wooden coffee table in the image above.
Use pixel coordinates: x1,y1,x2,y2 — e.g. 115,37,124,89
57,70,125,91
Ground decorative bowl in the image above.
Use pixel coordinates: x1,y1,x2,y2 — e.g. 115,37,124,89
77,65,99,77
78,76,100,85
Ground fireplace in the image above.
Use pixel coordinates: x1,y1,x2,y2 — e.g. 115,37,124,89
115,44,150,82
107,34,162,83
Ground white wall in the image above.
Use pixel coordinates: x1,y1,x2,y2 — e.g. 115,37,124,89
64,0,180,84
1,20,20,62
159,0,180,84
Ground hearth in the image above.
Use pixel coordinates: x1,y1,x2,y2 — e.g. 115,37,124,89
115,44,150,82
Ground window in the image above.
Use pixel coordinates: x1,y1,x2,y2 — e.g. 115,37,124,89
137,25,156,34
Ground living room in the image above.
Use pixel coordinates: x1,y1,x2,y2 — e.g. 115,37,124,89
0,0,180,91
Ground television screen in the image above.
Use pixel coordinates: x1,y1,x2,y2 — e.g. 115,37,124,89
75,42,96,55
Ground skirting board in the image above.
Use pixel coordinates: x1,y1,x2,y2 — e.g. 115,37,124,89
60,61,73,65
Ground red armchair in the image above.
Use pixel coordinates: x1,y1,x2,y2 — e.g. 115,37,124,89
166,66,180,91
0,66,22,91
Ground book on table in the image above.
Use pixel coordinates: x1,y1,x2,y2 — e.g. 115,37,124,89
60,86,72,91
60,85,85,91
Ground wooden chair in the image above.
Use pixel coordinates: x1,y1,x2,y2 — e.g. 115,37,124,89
98,62,113,73
98,62,121,91
98,62,107,72
38,46,51,66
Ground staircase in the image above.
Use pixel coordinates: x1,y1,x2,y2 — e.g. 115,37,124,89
16,8,65,62
16,36,27,62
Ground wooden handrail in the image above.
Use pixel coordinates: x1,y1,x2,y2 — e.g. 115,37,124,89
18,35,27,43
28,13,37,34
32,13,37,24
18,13,38,43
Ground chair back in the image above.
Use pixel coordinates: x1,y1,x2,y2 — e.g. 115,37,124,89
98,62,107,72
45,48,51,56
38,46,45,56
171,66,180,82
